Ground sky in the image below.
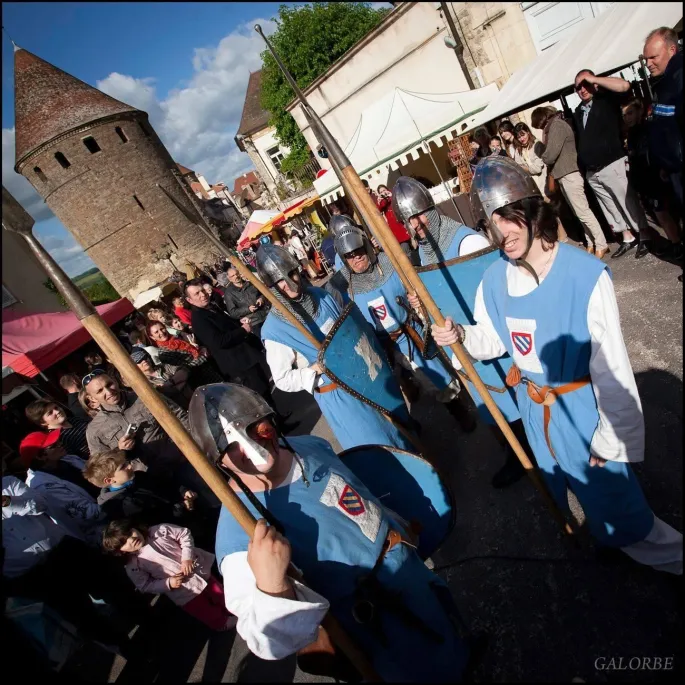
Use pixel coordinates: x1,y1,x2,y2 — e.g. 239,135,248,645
1,1,291,277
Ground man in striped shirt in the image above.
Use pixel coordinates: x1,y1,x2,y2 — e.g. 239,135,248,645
25,399,90,460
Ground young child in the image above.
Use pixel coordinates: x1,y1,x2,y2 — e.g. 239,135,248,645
25,399,90,459
165,314,197,346
83,449,217,550
103,520,236,631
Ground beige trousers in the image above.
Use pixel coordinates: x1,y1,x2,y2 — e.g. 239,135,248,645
558,171,608,249
586,156,650,239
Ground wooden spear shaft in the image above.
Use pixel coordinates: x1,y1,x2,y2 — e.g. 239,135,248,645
165,176,420,454
252,25,573,539
2,186,381,683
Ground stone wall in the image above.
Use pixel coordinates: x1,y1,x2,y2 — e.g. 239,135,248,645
18,113,217,299
444,3,538,91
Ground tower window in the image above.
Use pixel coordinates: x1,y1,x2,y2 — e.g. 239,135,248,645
133,195,145,210
55,152,71,169
115,126,128,143
138,121,150,137
33,166,47,183
83,136,101,153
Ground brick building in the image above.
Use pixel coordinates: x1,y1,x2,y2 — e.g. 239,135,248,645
12,45,218,299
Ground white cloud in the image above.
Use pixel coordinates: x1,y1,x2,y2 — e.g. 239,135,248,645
1,127,53,223
2,15,279,275
97,17,278,187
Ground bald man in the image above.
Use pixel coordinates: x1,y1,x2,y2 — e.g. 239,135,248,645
643,26,683,211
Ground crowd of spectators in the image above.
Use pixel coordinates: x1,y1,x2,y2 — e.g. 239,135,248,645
465,27,682,268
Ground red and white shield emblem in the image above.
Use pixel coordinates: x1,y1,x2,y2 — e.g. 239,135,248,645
373,304,387,321
338,485,366,516
511,331,533,356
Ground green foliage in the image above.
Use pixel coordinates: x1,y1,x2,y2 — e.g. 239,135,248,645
260,2,389,172
43,274,121,308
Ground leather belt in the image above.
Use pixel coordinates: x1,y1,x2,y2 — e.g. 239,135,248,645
315,381,339,394
506,364,591,460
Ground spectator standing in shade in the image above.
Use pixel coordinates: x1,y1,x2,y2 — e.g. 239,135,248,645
498,120,517,157
129,329,162,365
533,105,609,258
376,184,413,258
25,399,90,460
573,69,657,259
59,373,90,421
643,27,683,217
223,267,270,340
130,349,192,410
488,136,507,157
2,476,140,653
622,98,681,259
172,294,193,327
184,280,274,405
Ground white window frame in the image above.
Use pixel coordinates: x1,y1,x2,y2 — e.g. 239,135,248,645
267,145,285,172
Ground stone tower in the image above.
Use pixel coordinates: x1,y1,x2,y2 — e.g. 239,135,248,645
13,46,217,298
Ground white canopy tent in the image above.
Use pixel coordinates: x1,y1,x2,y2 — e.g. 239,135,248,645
466,2,683,133
313,83,499,204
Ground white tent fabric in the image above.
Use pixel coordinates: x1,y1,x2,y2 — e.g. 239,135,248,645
467,2,683,133
313,83,499,203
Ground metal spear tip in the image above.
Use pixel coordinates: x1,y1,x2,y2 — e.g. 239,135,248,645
2,186,35,236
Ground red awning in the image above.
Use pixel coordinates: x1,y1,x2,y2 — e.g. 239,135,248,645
2,298,134,378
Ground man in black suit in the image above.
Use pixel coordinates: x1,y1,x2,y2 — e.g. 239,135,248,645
184,279,274,404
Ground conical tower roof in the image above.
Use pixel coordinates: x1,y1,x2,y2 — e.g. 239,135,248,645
14,47,142,166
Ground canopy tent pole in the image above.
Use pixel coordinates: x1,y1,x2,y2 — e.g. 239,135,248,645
254,24,575,542
398,90,466,223
2,185,382,684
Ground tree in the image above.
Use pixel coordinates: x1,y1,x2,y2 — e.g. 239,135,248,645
260,2,389,173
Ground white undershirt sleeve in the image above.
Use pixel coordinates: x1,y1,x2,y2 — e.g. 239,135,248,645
458,233,491,256
587,271,645,463
220,552,330,660
451,282,508,369
264,340,318,394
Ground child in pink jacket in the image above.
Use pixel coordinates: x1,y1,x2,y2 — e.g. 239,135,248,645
103,519,236,631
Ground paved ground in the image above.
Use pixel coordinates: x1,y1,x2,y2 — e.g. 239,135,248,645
38,242,682,683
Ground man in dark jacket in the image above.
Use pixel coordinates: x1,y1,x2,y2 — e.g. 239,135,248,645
184,279,274,404
644,27,683,210
573,69,655,259
223,267,270,339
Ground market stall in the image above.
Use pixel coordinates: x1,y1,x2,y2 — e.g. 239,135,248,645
2,298,134,378
313,83,499,205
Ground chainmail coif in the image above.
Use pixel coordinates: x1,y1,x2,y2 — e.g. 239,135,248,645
340,252,394,297
418,208,463,264
271,284,320,329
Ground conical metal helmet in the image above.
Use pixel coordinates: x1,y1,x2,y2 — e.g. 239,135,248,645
255,243,300,290
189,383,275,467
470,156,541,223
334,225,375,264
391,177,435,227
328,214,359,237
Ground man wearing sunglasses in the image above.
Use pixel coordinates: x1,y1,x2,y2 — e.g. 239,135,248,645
573,69,656,259
83,370,188,478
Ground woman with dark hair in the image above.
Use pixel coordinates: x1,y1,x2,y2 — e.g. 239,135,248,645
513,122,547,194
532,105,607,257
432,156,682,575
376,183,413,257
468,127,491,170
498,120,516,157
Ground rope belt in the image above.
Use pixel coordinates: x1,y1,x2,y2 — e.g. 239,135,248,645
505,364,591,460
315,380,339,394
